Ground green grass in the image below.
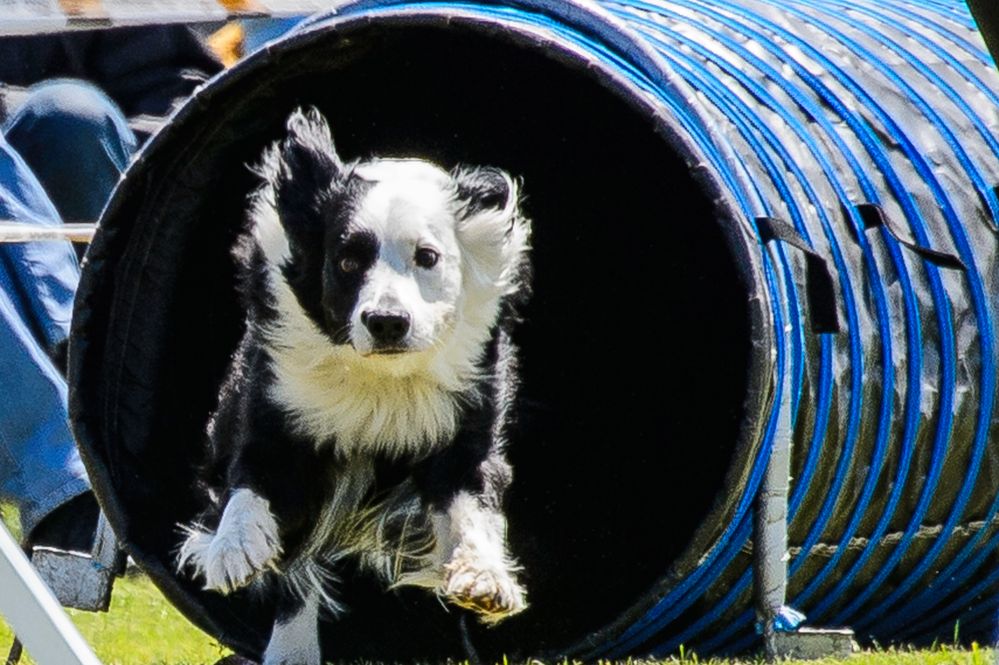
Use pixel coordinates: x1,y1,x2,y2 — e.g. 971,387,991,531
1,571,993,665
0,572,231,665
634,642,996,664
1,505,995,664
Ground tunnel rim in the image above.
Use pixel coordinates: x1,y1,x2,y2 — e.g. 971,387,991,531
68,5,779,658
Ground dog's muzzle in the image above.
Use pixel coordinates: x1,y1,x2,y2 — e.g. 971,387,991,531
361,310,411,352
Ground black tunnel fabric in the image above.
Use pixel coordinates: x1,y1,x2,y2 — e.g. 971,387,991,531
68,0,999,660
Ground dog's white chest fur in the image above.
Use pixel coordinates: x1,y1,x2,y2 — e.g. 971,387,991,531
264,278,464,458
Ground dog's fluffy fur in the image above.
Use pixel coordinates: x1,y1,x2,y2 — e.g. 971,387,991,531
176,108,531,665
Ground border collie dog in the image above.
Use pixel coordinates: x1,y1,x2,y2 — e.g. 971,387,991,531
177,108,531,665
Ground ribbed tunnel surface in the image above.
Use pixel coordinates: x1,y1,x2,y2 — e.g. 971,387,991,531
68,0,999,660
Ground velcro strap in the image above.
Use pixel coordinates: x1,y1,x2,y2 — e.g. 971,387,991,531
756,216,840,334
856,203,965,270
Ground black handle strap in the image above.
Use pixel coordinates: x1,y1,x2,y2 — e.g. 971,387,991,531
756,216,840,334
856,203,966,270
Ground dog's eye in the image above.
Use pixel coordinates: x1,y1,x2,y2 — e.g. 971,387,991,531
339,257,360,273
414,247,440,269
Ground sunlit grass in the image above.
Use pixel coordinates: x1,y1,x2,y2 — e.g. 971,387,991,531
0,571,230,665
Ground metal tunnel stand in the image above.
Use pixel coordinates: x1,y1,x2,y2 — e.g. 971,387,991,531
753,404,856,660
754,229,855,661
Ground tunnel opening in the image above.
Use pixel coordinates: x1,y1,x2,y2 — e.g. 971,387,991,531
70,15,763,661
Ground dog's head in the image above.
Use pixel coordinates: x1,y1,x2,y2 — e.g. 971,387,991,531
251,108,530,377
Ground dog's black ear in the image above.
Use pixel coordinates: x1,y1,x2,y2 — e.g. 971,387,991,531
273,107,344,245
451,164,530,295
452,165,516,219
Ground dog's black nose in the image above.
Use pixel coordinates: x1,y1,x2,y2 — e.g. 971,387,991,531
361,311,411,345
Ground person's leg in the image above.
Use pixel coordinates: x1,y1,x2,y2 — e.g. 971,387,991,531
1,79,135,358
0,133,77,355
3,78,136,225
0,136,89,539
0,82,133,545
0,285,90,537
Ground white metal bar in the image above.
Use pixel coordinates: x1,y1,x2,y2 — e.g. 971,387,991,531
754,239,804,659
0,1,330,35
0,523,103,665
0,222,97,243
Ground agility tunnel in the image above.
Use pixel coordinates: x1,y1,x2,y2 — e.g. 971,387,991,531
68,0,999,659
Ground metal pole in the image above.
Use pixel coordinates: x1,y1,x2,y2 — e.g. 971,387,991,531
0,523,102,665
0,223,96,243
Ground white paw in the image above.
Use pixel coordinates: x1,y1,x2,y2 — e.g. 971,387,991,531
443,548,527,623
178,489,282,594
201,527,280,593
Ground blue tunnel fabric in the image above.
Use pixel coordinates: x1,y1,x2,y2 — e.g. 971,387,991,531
592,0,999,651
312,0,999,653
579,0,996,655
68,0,999,659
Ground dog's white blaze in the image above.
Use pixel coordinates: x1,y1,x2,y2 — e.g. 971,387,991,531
356,166,449,209
263,591,321,665
177,488,281,593
350,160,463,357
350,258,459,358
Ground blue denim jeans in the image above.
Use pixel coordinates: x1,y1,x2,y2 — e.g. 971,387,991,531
0,80,135,535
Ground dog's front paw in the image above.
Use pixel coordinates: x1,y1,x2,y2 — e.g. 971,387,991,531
201,525,281,593
178,489,282,594
443,549,527,623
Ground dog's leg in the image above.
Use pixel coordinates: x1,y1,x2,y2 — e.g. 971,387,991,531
263,589,321,665
436,489,526,623
178,488,282,593
409,329,527,622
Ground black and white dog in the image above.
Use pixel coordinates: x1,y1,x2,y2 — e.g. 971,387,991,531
177,108,531,665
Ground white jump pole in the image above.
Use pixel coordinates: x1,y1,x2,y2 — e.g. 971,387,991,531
0,523,102,665
0,223,97,243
